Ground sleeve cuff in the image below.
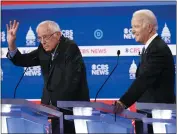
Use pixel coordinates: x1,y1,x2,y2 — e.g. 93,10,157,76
7,48,17,59
118,99,128,109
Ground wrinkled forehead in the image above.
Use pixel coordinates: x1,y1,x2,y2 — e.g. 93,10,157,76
131,16,144,25
37,24,52,36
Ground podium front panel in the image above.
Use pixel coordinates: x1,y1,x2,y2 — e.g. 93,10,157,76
136,102,176,134
6,118,49,133
57,101,145,133
2,99,63,134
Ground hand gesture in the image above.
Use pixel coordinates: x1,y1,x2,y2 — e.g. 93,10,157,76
6,20,19,51
113,100,126,114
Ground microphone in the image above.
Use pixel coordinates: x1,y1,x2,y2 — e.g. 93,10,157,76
13,67,28,98
94,50,121,102
13,57,37,98
139,51,141,56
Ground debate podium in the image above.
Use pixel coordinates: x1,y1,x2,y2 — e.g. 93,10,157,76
2,99,63,133
57,101,146,133
136,102,176,133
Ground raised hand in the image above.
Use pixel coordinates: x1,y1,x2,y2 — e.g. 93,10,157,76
6,20,19,51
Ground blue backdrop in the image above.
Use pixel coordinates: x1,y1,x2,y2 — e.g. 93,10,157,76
1,2,176,99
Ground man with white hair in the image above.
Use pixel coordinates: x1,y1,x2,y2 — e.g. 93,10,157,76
6,20,90,134
114,9,175,133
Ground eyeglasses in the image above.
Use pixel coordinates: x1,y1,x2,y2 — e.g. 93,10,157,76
37,32,56,42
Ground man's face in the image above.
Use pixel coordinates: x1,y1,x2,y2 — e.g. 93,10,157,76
37,24,61,52
131,16,150,44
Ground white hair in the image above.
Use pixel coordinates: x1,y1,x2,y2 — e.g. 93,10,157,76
36,20,61,33
133,9,158,31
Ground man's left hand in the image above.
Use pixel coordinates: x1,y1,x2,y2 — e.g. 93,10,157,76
113,100,126,114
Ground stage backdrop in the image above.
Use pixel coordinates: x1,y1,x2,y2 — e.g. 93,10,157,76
1,2,176,101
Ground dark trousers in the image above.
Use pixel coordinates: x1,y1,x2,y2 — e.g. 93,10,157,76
135,110,153,134
51,118,75,134
44,92,76,134
50,107,76,134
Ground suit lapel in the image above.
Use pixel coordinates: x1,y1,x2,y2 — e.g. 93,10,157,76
145,35,160,54
140,35,160,63
137,35,160,76
39,44,51,75
48,46,60,77
48,36,66,78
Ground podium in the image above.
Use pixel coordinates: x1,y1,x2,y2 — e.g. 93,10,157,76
57,101,146,133
2,99,63,134
136,102,176,133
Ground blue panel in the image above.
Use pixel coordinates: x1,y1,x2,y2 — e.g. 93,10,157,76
1,3,176,99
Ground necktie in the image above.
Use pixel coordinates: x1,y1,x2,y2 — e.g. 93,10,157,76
142,47,146,55
49,45,58,69
49,55,53,69
140,47,146,63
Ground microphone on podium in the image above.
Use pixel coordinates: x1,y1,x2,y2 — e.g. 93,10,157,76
13,67,29,98
94,50,121,102
13,57,37,98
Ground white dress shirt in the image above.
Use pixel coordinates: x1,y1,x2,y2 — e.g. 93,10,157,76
144,33,158,51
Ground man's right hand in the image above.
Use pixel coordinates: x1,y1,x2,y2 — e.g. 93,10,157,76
6,20,19,51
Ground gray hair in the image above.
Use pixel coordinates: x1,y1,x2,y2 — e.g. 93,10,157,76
133,9,158,31
36,20,61,33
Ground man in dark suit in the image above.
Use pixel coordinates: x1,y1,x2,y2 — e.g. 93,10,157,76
6,20,90,134
114,9,175,133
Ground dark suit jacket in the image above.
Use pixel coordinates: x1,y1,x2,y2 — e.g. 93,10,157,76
120,35,175,108
7,36,90,106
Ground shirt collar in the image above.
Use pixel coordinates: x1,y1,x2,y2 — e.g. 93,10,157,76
144,33,158,50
